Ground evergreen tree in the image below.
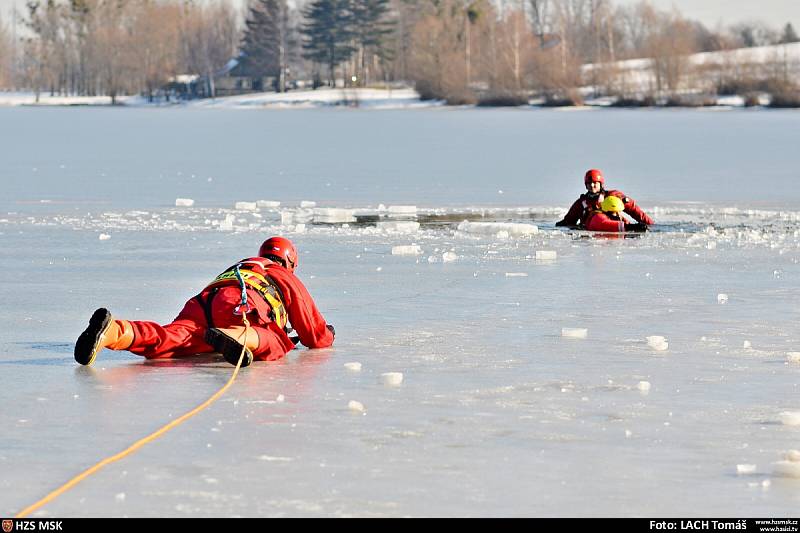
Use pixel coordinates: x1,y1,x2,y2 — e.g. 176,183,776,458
351,0,395,84
780,23,799,44
239,0,282,83
301,0,356,86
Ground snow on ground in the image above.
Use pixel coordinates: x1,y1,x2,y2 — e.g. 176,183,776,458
0,88,435,109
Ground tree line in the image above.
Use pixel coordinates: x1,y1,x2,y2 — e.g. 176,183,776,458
0,0,797,104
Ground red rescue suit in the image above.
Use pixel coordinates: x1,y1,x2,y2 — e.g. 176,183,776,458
125,257,334,361
585,211,637,232
557,190,654,228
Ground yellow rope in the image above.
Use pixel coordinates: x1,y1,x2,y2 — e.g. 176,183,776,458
16,320,252,518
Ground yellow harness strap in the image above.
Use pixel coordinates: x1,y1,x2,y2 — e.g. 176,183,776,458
207,267,288,329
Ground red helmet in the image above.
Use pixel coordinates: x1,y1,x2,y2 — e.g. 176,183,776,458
259,236,298,272
584,168,604,187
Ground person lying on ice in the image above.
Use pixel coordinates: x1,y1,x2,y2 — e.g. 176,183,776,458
555,169,654,229
585,195,648,232
74,236,334,368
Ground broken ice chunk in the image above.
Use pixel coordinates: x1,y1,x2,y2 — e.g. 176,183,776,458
344,362,362,372
387,205,417,216
505,272,528,277
773,460,800,478
378,221,420,233
778,411,800,426
442,251,458,263
98,234,111,241
535,250,557,261
646,336,668,351
457,221,538,236
736,464,757,475
392,245,422,256
561,328,588,339
300,201,316,208
348,400,365,413
234,201,258,211
256,200,281,208
637,381,651,392
381,372,404,386
743,340,752,349
175,198,194,207
786,352,800,363
313,208,355,224
717,293,728,304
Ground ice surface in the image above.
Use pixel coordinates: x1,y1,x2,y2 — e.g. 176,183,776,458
175,198,194,207
504,273,528,277
4,109,800,517
561,328,588,339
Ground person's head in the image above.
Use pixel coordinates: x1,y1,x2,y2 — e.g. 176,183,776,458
601,195,625,215
584,169,604,195
259,236,298,272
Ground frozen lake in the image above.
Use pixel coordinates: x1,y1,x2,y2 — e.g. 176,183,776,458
1,107,799,517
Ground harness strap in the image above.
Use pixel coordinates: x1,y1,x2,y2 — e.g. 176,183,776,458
194,287,220,328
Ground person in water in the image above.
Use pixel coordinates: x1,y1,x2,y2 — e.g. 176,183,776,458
556,169,654,229
586,195,648,232
74,236,334,367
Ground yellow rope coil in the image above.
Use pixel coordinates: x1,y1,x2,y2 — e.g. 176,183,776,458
16,320,252,518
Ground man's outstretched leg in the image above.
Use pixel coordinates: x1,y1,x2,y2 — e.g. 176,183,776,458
74,308,134,365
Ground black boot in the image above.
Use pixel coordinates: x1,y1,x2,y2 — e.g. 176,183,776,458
205,328,254,367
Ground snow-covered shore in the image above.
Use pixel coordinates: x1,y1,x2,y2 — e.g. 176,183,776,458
0,87,436,109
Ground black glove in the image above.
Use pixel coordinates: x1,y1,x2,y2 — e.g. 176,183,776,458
628,223,648,232
326,324,335,337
